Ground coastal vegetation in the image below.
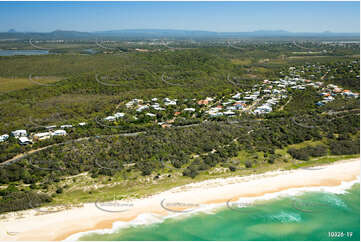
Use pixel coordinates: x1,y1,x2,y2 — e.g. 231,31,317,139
0,40,359,213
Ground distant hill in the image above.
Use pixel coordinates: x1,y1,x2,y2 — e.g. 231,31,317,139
0,29,359,41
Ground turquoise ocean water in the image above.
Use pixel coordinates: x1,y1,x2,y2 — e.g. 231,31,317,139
78,183,360,241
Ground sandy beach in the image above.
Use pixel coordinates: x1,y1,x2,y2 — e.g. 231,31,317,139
0,158,359,241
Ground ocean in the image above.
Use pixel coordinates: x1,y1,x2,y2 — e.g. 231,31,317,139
76,183,360,241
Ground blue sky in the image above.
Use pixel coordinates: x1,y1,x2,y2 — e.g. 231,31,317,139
0,1,359,33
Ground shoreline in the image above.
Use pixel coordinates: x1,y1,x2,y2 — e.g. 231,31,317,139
0,158,359,241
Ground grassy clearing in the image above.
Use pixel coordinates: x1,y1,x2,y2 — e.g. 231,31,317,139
0,76,61,92
231,58,252,65
288,154,359,170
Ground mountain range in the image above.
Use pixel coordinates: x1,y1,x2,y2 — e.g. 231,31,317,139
0,29,359,40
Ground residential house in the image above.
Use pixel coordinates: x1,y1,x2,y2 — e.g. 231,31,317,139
254,105,272,114
60,124,73,129
184,108,196,112
45,125,57,130
0,134,9,142
33,132,52,141
333,88,343,93
114,112,125,119
146,113,156,117
19,137,32,145
11,130,27,138
161,123,172,128
104,116,116,122
197,100,209,105
52,130,67,136
232,93,241,99
208,112,223,117
136,105,149,112
223,111,235,116
154,107,166,111
164,100,176,106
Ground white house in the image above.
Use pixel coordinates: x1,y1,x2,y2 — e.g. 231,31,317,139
114,112,125,119
52,130,67,136
184,108,196,112
45,125,57,130
136,105,149,112
125,101,134,108
254,105,272,114
244,96,254,101
18,137,32,145
146,113,156,117
209,112,223,117
232,93,241,99
164,100,176,106
78,122,87,126
226,106,237,110
60,124,73,129
33,132,52,141
0,134,9,142
11,130,27,138
223,111,235,116
104,116,116,122
154,106,166,111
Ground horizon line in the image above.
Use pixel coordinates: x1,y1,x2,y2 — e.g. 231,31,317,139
2,28,361,34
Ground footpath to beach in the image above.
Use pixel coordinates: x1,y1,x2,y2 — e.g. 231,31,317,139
0,158,359,241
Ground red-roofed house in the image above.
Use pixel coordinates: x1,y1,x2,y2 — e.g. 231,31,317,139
197,100,209,105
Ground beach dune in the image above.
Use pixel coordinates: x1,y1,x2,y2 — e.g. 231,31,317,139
0,158,359,241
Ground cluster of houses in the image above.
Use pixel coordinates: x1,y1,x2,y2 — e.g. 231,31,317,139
2,68,358,146
102,72,360,123
317,84,359,106
0,129,33,145
0,122,88,145
285,65,359,107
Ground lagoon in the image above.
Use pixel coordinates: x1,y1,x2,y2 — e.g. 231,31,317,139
0,49,49,56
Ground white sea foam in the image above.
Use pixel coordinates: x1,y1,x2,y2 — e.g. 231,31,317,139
64,177,359,241
269,211,302,223
231,176,360,206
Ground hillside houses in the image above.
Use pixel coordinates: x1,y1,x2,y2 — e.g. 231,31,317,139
1,70,358,148
33,130,67,140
